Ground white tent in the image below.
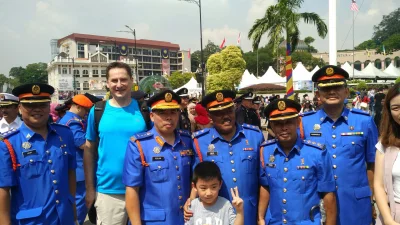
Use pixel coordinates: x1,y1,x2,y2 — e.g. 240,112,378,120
383,63,400,79
293,62,312,81
259,66,286,84
173,77,201,94
310,66,320,75
362,63,391,79
341,62,366,79
238,69,260,89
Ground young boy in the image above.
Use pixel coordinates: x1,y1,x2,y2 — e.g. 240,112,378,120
185,161,244,225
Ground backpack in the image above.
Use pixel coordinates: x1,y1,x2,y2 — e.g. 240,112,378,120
94,100,151,136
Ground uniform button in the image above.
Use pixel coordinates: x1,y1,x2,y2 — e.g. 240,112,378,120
302,176,305,180
53,180,57,184
212,160,215,163
232,169,235,173
51,170,55,174
283,219,287,224
56,200,59,204
229,152,233,156
352,142,355,145
158,166,161,169
178,186,181,190
233,178,237,182
46,150,50,154
283,188,287,193
282,199,287,204
284,168,288,172
29,159,33,163
180,205,183,209
282,209,287,214
334,175,338,180
332,135,336,139
231,160,234,164
179,196,182,200
64,151,68,155
174,156,177,160
48,160,52,164
283,178,287,182
332,155,337,159
177,176,180,180
285,158,289,162
229,143,232,147
176,166,179,170
336,186,338,190
332,126,336,129
248,155,251,159
333,165,337,169
55,190,59,194
332,144,336,149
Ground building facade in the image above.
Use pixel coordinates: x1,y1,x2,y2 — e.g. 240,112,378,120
47,33,191,102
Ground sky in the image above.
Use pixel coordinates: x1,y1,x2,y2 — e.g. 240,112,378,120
0,0,399,75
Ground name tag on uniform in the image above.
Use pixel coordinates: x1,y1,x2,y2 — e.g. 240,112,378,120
152,156,165,161
22,150,38,157
341,132,364,136
266,163,276,168
297,166,310,170
207,152,218,156
243,148,254,151
310,133,322,137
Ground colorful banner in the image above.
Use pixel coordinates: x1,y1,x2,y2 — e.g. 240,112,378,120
161,49,169,59
294,81,313,91
120,44,128,56
285,43,294,100
162,59,170,75
89,80,107,90
58,74,74,91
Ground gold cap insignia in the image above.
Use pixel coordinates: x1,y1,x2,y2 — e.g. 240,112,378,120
165,93,172,102
277,101,286,111
216,92,224,102
269,155,275,163
153,146,161,154
326,67,334,76
313,124,321,131
32,85,40,95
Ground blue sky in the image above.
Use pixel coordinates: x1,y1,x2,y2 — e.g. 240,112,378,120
0,0,399,75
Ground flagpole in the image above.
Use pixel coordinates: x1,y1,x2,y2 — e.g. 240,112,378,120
329,0,337,65
353,9,355,80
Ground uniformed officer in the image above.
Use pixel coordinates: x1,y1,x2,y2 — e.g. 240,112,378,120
58,94,93,225
236,92,260,128
258,99,337,225
123,90,193,224
0,83,78,225
185,90,264,225
0,93,22,134
301,65,378,225
176,88,191,132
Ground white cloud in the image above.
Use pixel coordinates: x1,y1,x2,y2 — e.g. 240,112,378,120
246,0,276,24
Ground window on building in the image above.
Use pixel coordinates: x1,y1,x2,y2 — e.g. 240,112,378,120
78,43,85,58
136,49,142,55
75,81,80,90
170,52,177,58
83,70,89,77
170,59,177,64
143,56,151,62
143,64,152,69
143,49,151,55
144,70,152,76
153,64,161,70
83,81,89,90
73,70,80,77
170,65,178,71
152,57,161,63
152,50,161,56
58,66,61,74
62,68,68,74
93,70,99,77
101,70,106,77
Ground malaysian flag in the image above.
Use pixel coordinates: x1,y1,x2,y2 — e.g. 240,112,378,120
351,0,359,11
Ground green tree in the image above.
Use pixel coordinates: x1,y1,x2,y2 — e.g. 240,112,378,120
9,63,48,85
168,71,194,89
396,76,400,84
382,33,400,53
304,36,317,53
243,46,276,76
373,8,400,43
355,39,378,50
357,81,368,90
190,40,220,72
206,46,246,92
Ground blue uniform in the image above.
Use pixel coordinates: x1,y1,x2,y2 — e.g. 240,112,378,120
123,127,193,225
301,108,378,225
0,123,77,225
192,124,264,225
58,111,87,225
260,138,336,225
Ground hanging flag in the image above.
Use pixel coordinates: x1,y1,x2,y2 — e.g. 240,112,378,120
219,37,226,49
383,45,386,55
188,48,191,59
351,0,359,11
237,33,241,45
285,43,294,100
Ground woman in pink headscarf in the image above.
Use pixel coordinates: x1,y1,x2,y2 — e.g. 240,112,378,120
50,103,60,122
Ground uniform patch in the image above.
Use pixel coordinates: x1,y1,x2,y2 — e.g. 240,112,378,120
266,163,276,168
153,147,161,154
243,148,253,151
152,156,164,161
180,149,194,156
207,152,218,156
341,132,363,136
22,142,31,149
269,155,275,163
297,166,310,170
310,133,322,137
313,124,321,131
22,150,38,157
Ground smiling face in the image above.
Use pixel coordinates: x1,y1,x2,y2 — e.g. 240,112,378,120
317,85,349,106
194,177,222,207
19,102,50,129
390,94,400,125
1,104,19,121
150,109,180,135
270,117,299,143
208,106,236,135
106,68,133,100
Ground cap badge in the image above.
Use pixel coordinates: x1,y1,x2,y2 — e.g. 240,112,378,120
269,155,275,163
277,101,286,111
216,92,224,102
165,93,172,102
32,85,40,95
326,67,334,76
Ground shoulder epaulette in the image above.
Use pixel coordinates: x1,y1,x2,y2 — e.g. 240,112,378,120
177,129,191,137
261,139,277,147
350,109,370,116
51,123,69,128
135,131,154,140
2,129,19,139
242,123,261,132
192,128,210,139
300,111,316,117
303,140,325,150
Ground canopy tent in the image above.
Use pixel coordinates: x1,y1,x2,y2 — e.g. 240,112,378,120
240,83,285,91
259,66,286,84
383,63,400,79
173,77,201,94
361,63,392,79
310,66,320,76
293,62,312,81
341,62,367,79
238,69,260,89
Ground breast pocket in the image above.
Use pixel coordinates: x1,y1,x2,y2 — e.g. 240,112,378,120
54,146,70,167
240,152,258,174
148,160,169,183
342,136,365,158
293,169,315,194
265,166,279,189
20,157,44,179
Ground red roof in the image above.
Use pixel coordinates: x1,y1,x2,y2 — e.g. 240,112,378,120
58,33,180,50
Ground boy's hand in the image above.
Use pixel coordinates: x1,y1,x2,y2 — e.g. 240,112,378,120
183,198,193,222
230,187,243,213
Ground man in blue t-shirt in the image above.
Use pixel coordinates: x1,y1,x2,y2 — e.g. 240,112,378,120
84,62,147,225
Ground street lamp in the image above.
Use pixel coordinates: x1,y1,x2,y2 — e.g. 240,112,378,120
117,26,139,84
179,0,205,97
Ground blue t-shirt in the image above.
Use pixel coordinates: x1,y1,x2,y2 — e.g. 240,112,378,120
86,99,146,194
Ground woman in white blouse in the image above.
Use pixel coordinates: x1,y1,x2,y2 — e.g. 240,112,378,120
375,83,400,225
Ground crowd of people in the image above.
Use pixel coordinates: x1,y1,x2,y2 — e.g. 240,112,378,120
0,61,399,225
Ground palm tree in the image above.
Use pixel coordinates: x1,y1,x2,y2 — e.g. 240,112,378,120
248,0,327,98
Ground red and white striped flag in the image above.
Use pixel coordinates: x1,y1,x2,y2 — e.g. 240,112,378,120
237,33,241,45
351,0,359,11
188,48,191,59
219,37,226,49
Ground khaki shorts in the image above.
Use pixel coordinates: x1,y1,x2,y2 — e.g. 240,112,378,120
95,192,128,225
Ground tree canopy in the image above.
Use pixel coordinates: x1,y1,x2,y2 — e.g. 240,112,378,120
8,62,48,87
167,71,194,89
206,46,246,93
373,8,400,43
190,40,220,72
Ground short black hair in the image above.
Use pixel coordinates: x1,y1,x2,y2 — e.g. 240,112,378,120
106,62,133,80
192,161,222,184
